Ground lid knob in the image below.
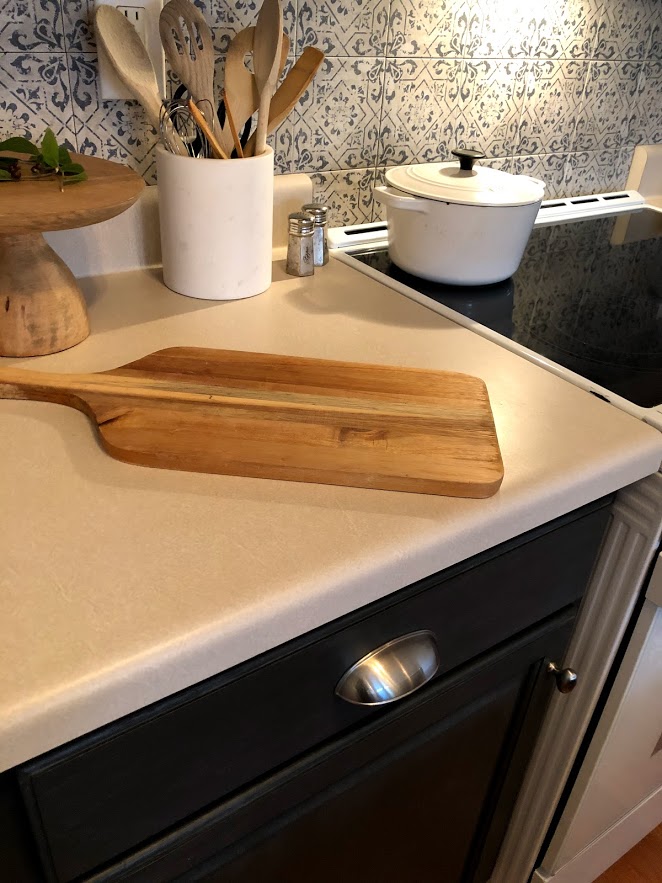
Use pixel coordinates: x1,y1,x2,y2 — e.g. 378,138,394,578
451,148,486,171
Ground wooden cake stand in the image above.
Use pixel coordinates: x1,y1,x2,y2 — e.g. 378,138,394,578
0,153,144,357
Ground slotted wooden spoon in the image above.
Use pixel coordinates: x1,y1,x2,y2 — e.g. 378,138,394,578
159,0,216,114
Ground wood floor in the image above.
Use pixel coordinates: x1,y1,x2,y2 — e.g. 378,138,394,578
594,824,662,882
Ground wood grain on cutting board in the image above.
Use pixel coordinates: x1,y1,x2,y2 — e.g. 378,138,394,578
0,347,503,497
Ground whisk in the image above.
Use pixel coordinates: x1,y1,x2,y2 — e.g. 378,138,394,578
160,98,217,158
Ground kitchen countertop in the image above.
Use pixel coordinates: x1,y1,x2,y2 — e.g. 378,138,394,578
1,256,661,773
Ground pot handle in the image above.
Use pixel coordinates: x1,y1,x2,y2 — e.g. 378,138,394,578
373,186,429,214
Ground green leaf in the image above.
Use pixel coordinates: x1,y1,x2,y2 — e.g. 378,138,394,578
62,171,87,184
58,145,73,166
0,136,39,156
63,162,85,175
40,128,60,169
0,169,13,180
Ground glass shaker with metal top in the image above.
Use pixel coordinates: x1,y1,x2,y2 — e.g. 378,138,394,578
286,212,315,277
301,203,329,266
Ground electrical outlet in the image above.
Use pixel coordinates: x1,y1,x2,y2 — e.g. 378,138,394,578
95,0,165,102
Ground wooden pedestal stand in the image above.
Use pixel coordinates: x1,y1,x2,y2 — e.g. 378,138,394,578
0,153,144,357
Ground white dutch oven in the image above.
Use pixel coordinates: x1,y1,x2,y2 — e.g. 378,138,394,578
374,148,545,286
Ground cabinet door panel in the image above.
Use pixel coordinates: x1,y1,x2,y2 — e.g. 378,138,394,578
21,502,609,883
94,610,576,883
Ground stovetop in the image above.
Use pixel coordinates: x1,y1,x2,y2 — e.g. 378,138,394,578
345,212,662,410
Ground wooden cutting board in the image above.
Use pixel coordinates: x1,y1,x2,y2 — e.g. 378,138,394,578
0,347,504,497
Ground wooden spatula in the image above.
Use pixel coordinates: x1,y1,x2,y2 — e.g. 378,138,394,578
243,46,324,157
0,347,504,497
95,5,188,156
253,0,283,156
220,27,289,157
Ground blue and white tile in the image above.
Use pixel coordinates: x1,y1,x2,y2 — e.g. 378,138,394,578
563,149,631,196
379,58,522,167
512,152,567,199
298,0,390,56
61,0,94,52
632,59,662,143
311,167,376,226
0,53,75,145
192,0,296,56
516,61,588,155
575,61,642,151
594,0,658,61
0,0,65,52
479,0,601,60
69,53,158,182
293,57,383,172
386,0,482,58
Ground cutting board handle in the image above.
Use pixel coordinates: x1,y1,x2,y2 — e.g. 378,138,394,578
0,366,90,409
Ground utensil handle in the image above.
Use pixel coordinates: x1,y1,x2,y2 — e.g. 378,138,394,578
188,99,229,160
222,89,244,158
373,186,429,214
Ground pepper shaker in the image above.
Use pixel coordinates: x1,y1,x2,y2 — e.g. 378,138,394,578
301,203,329,266
286,212,315,277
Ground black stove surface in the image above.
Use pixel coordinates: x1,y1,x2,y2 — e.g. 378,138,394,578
350,213,662,408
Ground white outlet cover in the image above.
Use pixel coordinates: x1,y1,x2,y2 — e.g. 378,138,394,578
95,0,165,102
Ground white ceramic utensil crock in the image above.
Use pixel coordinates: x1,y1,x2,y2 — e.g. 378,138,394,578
374,148,545,286
156,145,274,300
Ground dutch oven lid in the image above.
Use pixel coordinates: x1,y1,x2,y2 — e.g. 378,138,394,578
384,148,546,207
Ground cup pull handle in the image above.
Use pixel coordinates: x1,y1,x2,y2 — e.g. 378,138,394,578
335,630,440,706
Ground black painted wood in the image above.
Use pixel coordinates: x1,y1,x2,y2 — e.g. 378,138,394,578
90,609,575,883
16,497,611,882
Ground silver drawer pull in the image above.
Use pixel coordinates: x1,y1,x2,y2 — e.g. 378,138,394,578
335,630,440,706
547,661,578,694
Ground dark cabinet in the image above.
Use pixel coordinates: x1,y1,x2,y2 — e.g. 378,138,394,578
1,497,612,883
108,610,574,883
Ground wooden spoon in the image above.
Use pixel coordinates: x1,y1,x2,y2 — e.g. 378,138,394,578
253,0,283,156
160,0,216,116
244,47,324,157
220,27,289,157
95,5,188,156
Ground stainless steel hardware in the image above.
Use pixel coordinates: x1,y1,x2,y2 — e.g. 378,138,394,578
335,630,440,706
547,661,578,694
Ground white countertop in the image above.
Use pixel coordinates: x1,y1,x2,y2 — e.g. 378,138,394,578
1,257,661,772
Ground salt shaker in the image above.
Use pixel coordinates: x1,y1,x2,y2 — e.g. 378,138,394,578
301,203,329,266
286,212,315,277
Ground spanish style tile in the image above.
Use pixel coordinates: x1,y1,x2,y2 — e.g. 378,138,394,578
69,53,158,182
575,61,642,151
379,58,522,167
480,0,601,60
516,61,588,155
0,52,75,145
632,60,662,143
594,0,658,61
512,152,567,199
293,57,383,172
61,0,94,52
563,148,633,196
193,0,296,55
0,0,65,52
386,0,482,58
311,167,376,226
298,0,389,56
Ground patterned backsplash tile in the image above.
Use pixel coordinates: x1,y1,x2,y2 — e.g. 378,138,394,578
0,0,660,225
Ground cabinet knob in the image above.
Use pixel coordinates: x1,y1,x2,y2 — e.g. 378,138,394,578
335,631,440,706
547,661,578,694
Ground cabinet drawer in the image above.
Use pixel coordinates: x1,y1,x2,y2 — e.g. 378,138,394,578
20,500,611,882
